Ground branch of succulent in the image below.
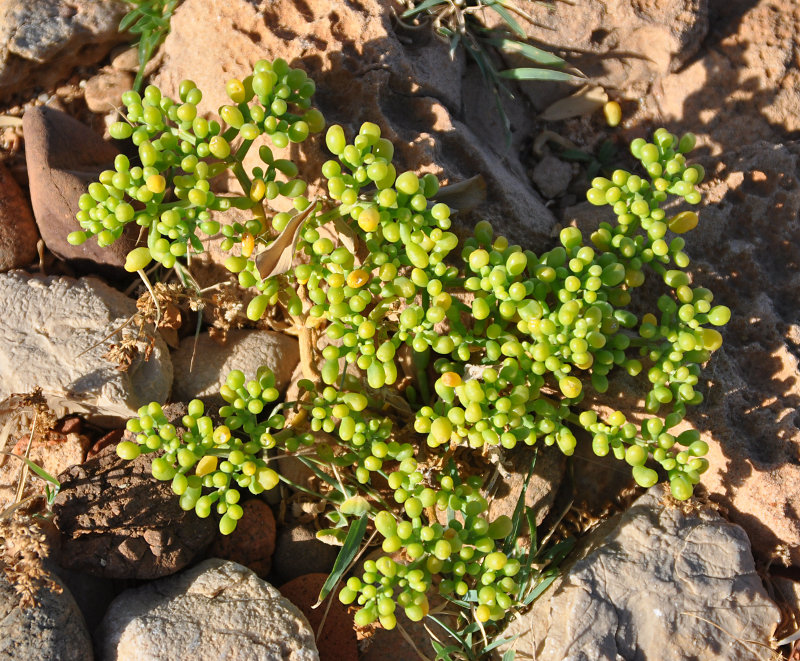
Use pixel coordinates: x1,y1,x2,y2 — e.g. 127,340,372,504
72,62,728,629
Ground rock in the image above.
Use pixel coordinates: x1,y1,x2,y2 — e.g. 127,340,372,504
208,499,276,577
0,0,127,100
83,67,134,114
271,524,340,585
0,272,172,425
531,155,573,199
279,573,358,661
0,429,89,510
486,444,566,528
0,160,37,270
23,106,146,270
150,0,556,247
96,558,319,661
491,0,709,107
54,566,118,633
170,329,299,403
653,2,800,154
53,444,216,579
499,485,781,660
0,569,93,661
679,141,800,565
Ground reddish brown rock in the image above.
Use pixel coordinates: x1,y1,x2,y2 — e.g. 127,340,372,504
271,523,340,585
83,68,134,114
0,429,89,510
0,160,37,270
208,499,276,577
53,444,216,579
23,106,145,270
279,573,357,661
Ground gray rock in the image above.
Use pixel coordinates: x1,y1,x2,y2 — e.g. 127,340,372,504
0,570,93,661
531,155,573,199
96,559,319,661
500,485,781,661
0,0,127,99
170,329,299,403
0,272,172,425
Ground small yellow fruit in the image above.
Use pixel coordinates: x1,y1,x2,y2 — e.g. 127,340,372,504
358,207,380,232
603,101,622,127
347,269,370,288
195,455,218,476
668,211,699,234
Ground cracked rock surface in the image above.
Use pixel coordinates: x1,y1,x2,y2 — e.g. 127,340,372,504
53,444,216,580
150,0,557,245
500,485,780,660
0,272,172,425
96,559,319,661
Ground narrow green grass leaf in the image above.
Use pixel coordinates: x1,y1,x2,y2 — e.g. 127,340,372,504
503,450,537,553
499,67,578,82
0,452,60,487
485,38,566,67
522,571,557,606
487,3,527,38
315,512,368,605
402,0,446,18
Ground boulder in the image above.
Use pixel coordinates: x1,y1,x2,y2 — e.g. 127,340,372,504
0,570,93,661
170,329,299,403
0,272,172,425
53,444,216,579
23,106,146,270
499,485,781,660
0,0,127,99
96,559,319,661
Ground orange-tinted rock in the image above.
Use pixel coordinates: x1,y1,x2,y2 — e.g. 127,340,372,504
279,573,357,661
208,499,276,577
0,160,37,270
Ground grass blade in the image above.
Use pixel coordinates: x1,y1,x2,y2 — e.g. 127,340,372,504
485,37,566,67
487,3,527,38
522,571,557,606
498,67,579,82
503,450,537,553
0,452,60,487
402,0,446,18
315,512,368,605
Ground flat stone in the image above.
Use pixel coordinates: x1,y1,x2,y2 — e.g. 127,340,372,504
0,272,172,425
279,573,358,661
96,559,319,661
500,485,781,660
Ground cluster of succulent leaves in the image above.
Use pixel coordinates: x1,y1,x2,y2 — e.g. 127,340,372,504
80,63,729,629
